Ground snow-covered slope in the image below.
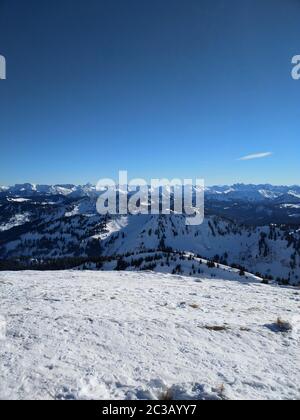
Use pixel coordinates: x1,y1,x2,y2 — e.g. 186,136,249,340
0,184,300,283
79,250,262,283
0,270,299,400
0,209,299,284
98,215,300,284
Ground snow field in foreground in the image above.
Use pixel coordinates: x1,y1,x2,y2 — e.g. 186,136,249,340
0,270,299,400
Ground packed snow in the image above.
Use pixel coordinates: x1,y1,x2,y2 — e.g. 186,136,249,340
0,270,299,400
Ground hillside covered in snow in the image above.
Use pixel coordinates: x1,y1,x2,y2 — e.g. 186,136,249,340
0,270,299,400
0,183,300,284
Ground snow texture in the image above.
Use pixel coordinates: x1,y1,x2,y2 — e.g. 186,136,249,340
0,270,299,400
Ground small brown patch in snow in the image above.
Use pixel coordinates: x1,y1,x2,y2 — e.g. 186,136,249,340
275,318,293,332
189,303,200,309
204,325,229,332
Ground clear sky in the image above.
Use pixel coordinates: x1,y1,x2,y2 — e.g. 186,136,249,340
0,0,299,186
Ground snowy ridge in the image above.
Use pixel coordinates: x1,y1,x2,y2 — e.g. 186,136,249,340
78,250,262,284
0,209,300,284
98,214,300,284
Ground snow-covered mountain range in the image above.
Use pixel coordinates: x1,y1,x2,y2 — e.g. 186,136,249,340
0,183,97,198
0,184,299,284
1,182,300,202
206,184,300,202
2,182,300,224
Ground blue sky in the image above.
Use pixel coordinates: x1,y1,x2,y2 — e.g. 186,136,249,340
0,0,299,186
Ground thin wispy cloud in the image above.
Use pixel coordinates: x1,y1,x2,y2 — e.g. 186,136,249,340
238,152,273,161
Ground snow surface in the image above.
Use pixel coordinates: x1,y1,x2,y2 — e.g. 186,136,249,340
0,270,299,400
